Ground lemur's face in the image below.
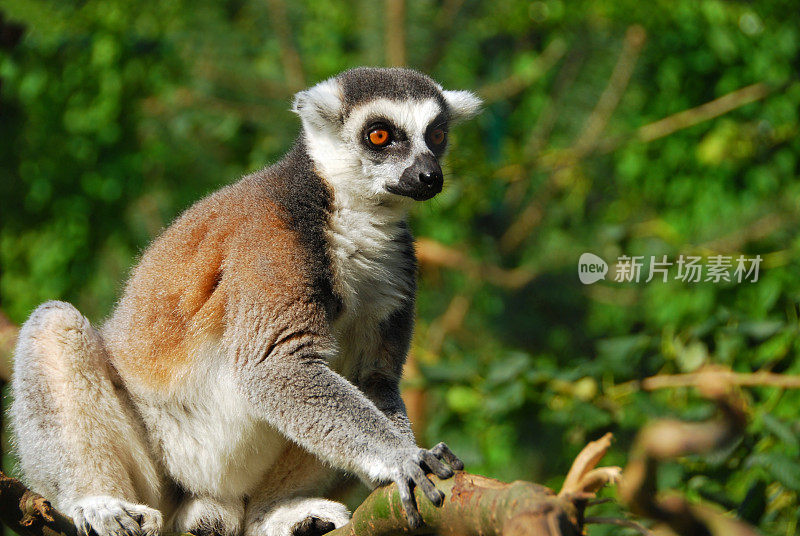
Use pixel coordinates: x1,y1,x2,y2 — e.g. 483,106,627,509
344,98,449,201
293,68,481,206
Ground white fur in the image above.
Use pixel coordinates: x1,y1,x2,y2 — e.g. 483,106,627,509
442,90,482,122
249,498,350,536
292,79,342,132
326,205,415,379
136,344,287,499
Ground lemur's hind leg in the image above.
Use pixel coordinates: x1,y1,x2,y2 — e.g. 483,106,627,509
245,444,350,536
171,496,244,536
11,301,163,536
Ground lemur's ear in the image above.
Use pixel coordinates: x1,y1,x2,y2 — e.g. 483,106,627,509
292,78,343,131
443,90,483,123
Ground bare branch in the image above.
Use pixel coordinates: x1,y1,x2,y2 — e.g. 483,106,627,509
265,0,306,91
327,472,583,536
617,379,758,536
637,82,771,143
416,237,538,289
572,25,646,155
0,472,78,536
637,365,800,391
385,0,406,66
597,82,776,154
500,26,645,253
478,39,567,104
560,433,614,497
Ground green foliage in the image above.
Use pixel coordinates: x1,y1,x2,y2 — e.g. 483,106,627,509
2,0,800,534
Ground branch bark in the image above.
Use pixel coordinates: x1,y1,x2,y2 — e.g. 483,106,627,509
0,471,592,536
328,473,581,536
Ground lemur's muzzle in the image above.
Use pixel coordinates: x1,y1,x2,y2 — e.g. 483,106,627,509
391,153,443,201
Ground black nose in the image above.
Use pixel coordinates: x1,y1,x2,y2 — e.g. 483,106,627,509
391,153,444,201
419,170,442,185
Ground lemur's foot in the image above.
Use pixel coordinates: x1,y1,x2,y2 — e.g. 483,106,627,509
248,498,350,536
71,496,163,536
290,516,336,536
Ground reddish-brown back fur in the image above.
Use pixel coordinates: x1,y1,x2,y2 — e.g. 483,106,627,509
102,177,311,392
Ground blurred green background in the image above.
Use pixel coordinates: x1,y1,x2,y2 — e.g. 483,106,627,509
2,0,800,534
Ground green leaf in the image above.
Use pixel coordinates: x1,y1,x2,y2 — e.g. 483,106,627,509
746,453,800,492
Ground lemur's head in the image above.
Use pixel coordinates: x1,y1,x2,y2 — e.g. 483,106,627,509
292,67,481,207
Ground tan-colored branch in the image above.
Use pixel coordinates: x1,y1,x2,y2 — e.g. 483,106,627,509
265,0,305,91
597,82,776,154
560,433,620,497
618,379,758,536
385,0,406,67
416,237,537,289
478,39,567,104
425,293,472,355
500,26,644,253
523,47,585,160
637,365,800,391
637,82,771,143
0,471,78,536
573,25,646,155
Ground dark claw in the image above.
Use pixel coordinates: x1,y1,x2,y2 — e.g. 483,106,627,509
432,442,464,471
409,464,444,506
421,451,454,479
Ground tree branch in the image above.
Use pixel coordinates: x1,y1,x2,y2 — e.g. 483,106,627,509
0,434,624,536
265,0,306,91
385,0,406,67
633,365,800,391
478,39,567,104
618,375,759,536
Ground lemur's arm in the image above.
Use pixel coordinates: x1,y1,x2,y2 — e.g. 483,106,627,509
223,222,460,528
360,371,414,441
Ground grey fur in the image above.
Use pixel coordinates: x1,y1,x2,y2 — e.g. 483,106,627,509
10,67,480,536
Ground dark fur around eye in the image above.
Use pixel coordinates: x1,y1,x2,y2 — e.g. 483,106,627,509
424,113,449,154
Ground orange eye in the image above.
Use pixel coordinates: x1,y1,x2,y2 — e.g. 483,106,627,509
429,128,446,146
368,128,391,147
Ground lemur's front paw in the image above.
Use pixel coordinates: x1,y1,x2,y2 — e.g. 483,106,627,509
249,498,350,536
387,442,463,530
71,496,163,536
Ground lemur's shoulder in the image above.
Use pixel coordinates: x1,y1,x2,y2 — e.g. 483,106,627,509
104,145,332,389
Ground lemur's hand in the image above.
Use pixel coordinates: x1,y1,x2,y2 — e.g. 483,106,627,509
388,442,463,529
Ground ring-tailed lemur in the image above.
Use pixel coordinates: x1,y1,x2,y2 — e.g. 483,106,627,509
10,67,482,536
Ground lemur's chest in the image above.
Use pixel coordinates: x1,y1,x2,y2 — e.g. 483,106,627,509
325,208,415,373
